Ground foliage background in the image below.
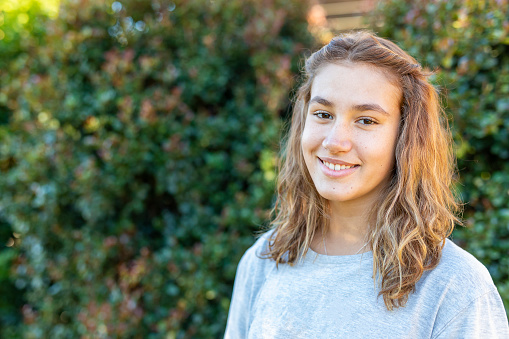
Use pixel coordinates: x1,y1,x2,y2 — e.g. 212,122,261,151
0,0,314,337
0,0,507,337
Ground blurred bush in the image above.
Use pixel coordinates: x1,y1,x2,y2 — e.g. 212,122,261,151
0,1,56,337
0,0,313,337
372,0,509,316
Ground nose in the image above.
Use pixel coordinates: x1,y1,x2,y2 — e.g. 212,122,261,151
322,121,353,153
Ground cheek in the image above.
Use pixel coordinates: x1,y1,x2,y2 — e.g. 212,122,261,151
377,133,398,170
301,126,322,175
359,131,398,167
301,122,318,154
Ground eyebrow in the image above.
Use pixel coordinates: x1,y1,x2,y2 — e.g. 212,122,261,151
352,104,390,116
309,96,390,116
309,96,334,108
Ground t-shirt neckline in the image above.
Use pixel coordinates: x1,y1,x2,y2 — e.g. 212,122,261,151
302,247,374,265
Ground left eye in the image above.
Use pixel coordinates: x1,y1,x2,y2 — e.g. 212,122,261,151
358,118,376,125
314,111,333,120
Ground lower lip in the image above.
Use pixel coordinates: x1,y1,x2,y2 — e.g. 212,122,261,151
318,159,359,178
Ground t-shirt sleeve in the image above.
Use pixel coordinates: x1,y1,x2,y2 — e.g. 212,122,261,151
433,288,509,339
224,231,275,339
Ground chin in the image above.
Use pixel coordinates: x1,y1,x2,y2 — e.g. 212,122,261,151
314,183,385,205
315,188,354,202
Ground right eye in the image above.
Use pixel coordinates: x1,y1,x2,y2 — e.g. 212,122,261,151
314,111,333,120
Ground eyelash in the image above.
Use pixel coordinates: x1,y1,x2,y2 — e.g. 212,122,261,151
357,118,377,125
314,111,333,120
313,111,378,125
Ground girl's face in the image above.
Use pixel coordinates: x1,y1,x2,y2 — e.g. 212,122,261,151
301,62,402,207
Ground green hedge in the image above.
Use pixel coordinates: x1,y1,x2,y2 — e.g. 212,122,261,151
372,0,509,316
0,0,313,337
0,1,54,336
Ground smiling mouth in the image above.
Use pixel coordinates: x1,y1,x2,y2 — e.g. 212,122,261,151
319,158,360,171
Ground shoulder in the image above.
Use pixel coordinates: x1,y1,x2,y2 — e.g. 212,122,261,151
224,229,278,338
419,239,508,338
434,238,495,292
433,239,509,337
415,238,501,317
420,238,497,301
237,229,277,277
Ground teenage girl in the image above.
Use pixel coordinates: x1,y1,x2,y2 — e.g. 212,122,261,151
225,31,509,338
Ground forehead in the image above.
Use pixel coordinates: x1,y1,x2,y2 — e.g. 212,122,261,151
310,62,402,112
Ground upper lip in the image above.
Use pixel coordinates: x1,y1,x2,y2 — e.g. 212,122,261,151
318,156,359,166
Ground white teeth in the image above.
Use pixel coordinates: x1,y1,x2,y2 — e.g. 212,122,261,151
323,161,354,171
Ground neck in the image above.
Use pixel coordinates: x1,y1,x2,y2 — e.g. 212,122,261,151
312,198,375,256
328,199,371,238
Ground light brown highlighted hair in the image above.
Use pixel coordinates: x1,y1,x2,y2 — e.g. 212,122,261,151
264,31,461,310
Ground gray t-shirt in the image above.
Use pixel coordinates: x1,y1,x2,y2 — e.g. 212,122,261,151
225,230,509,338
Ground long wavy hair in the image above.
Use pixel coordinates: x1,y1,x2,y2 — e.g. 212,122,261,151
264,31,461,310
